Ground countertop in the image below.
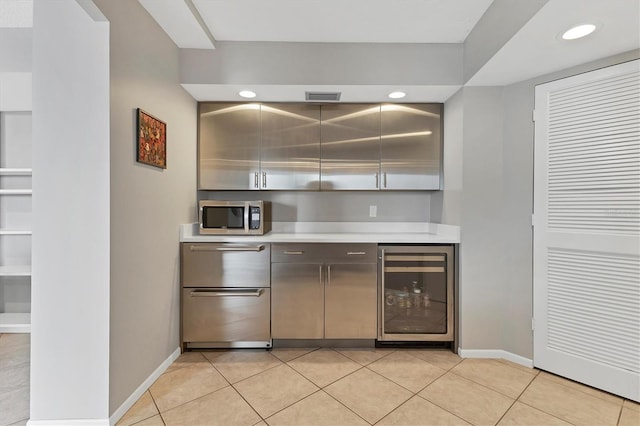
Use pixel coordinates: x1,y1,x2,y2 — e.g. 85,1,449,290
180,222,460,244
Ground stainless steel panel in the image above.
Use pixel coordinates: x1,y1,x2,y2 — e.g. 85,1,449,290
181,243,270,288
325,263,377,338
272,243,376,264
380,104,443,190
182,288,270,343
378,245,454,342
260,104,321,190
198,103,261,190
271,263,324,338
320,104,381,190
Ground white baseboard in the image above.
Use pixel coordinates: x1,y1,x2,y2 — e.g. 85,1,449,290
28,420,109,425
457,348,534,368
108,347,181,426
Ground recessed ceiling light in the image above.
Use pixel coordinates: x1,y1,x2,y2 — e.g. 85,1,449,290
562,24,597,40
239,90,256,98
388,91,406,99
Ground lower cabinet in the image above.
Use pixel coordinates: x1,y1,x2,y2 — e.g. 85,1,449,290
271,243,377,339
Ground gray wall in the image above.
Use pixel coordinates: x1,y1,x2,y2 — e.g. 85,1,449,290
435,48,640,360
458,87,507,352
93,0,197,415
200,191,431,223
181,42,462,86
463,0,548,82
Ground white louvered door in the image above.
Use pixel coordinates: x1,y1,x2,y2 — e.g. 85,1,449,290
533,59,640,402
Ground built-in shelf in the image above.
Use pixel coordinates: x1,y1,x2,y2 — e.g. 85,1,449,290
0,168,32,176
0,265,31,276
0,313,31,333
0,189,32,195
0,229,32,235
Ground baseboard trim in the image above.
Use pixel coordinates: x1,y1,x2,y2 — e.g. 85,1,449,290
28,420,109,425
457,348,534,368
108,347,181,426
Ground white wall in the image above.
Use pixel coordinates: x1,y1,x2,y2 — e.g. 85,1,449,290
92,0,197,416
31,0,110,422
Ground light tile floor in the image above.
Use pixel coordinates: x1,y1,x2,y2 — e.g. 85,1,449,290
2,334,639,426
116,347,640,426
0,333,30,426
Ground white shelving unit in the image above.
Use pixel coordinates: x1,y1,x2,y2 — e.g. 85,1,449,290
0,112,33,333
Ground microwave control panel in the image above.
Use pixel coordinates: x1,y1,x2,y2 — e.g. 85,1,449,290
249,206,261,230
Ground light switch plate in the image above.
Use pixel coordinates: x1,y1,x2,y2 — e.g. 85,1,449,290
369,205,377,217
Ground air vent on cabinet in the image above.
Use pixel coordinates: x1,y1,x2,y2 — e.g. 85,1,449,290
305,91,341,102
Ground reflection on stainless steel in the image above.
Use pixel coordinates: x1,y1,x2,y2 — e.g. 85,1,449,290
321,104,381,190
381,103,442,190
198,102,443,191
200,103,261,117
199,103,261,190
181,243,272,349
271,243,377,339
381,104,441,118
260,103,321,190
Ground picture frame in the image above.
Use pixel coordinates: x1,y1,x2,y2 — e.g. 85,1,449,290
136,108,167,169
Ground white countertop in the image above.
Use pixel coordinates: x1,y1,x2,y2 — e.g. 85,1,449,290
180,222,460,244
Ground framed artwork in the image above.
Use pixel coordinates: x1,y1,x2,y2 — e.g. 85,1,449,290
136,108,167,169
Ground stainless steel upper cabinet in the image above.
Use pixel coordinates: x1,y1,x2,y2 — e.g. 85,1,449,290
380,104,443,190
260,104,321,190
320,104,381,190
198,103,261,190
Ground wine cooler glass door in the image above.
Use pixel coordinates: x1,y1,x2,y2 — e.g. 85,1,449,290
379,245,454,341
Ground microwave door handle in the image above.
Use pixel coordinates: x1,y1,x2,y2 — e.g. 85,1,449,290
189,245,266,252
244,202,250,233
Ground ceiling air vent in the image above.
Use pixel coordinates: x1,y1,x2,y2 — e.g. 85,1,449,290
305,91,341,102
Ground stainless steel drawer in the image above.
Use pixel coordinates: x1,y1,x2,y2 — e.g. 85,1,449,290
272,243,376,264
181,243,270,288
182,288,270,344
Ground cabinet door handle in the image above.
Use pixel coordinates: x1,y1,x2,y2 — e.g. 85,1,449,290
190,289,263,297
347,251,366,256
262,172,267,188
375,172,379,188
283,250,304,255
383,172,387,188
327,265,331,285
254,172,259,188
190,245,265,252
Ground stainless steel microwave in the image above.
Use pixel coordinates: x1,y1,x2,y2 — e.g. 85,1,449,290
199,200,271,235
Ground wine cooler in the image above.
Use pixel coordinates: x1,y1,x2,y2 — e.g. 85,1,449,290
378,245,454,342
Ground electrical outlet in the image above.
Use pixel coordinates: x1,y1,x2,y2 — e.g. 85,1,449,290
369,205,377,217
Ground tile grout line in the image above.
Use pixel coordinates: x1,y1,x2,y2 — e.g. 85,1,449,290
537,369,626,405
513,373,581,426
493,369,541,426
145,389,167,426
412,376,480,426
226,383,267,424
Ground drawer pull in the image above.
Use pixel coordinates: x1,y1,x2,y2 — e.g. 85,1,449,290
190,245,265,252
190,289,263,297
346,251,366,256
283,250,304,255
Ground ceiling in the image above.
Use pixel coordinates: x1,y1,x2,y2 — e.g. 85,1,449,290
137,0,639,102
140,0,494,46
3,0,638,102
